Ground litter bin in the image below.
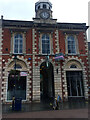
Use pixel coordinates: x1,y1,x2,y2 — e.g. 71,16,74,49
15,98,22,111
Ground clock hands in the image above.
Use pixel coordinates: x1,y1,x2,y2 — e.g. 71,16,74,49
40,11,50,19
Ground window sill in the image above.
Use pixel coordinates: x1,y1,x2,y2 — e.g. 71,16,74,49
38,54,55,56
67,54,77,56
13,53,24,55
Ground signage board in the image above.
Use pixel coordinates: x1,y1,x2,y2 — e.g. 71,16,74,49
20,72,27,76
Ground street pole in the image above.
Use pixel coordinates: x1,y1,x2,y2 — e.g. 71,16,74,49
60,61,64,101
14,54,17,70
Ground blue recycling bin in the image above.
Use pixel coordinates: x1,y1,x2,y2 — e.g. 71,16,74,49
15,98,22,111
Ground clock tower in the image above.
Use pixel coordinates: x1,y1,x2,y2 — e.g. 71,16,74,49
33,0,57,23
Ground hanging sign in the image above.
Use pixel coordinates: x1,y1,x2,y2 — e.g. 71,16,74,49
20,72,27,76
55,53,64,61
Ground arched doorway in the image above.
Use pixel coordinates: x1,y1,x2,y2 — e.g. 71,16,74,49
7,60,27,101
40,62,54,102
65,60,84,100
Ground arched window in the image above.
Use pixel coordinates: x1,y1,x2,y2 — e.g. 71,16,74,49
38,5,40,9
70,64,77,68
42,34,50,54
67,35,76,54
14,34,23,54
14,64,22,69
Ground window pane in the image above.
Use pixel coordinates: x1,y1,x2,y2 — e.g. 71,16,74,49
70,65,77,68
19,49,23,53
43,4,46,8
42,34,50,54
67,36,76,54
14,34,23,54
14,49,18,53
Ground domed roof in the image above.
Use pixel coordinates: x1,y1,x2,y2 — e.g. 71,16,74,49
35,0,52,12
38,0,50,2
36,0,52,5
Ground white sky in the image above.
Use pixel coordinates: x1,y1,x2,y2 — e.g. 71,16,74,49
0,0,90,41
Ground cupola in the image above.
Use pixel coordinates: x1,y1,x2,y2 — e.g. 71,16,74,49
35,0,52,19
33,0,57,24
35,0,52,12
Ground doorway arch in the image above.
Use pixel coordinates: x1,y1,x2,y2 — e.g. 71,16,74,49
7,59,27,101
40,61,54,102
65,59,84,100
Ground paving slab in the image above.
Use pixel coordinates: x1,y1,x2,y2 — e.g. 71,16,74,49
2,109,88,118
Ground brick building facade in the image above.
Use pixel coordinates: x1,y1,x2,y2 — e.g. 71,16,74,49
88,42,90,99
0,0,89,103
0,17,2,102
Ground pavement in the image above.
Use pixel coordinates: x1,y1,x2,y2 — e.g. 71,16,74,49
2,109,88,119
1,100,89,119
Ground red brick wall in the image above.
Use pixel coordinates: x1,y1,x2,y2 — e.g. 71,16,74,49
26,29,32,54
58,30,65,54
78,32,86,54
2,28,11,54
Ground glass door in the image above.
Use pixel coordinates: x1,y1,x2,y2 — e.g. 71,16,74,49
7,75,26,100
66,71,84,97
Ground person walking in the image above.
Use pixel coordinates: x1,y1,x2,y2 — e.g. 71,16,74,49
53,97,58,110
57,94,62,110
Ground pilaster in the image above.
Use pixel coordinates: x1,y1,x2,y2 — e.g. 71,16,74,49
32,29,40,101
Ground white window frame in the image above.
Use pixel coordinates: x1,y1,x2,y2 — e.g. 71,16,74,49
11,32,26,55
13,33,23,54
65,35,79,55
39,34,52,55
41,34,50,55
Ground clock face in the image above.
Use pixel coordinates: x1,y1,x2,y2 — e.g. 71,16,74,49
40,11,50,19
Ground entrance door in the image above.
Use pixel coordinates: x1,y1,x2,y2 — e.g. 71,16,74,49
7,75,26,100
40,62,54,102
66,71,84,97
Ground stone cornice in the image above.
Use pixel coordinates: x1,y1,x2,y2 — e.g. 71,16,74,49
2,19,89,30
